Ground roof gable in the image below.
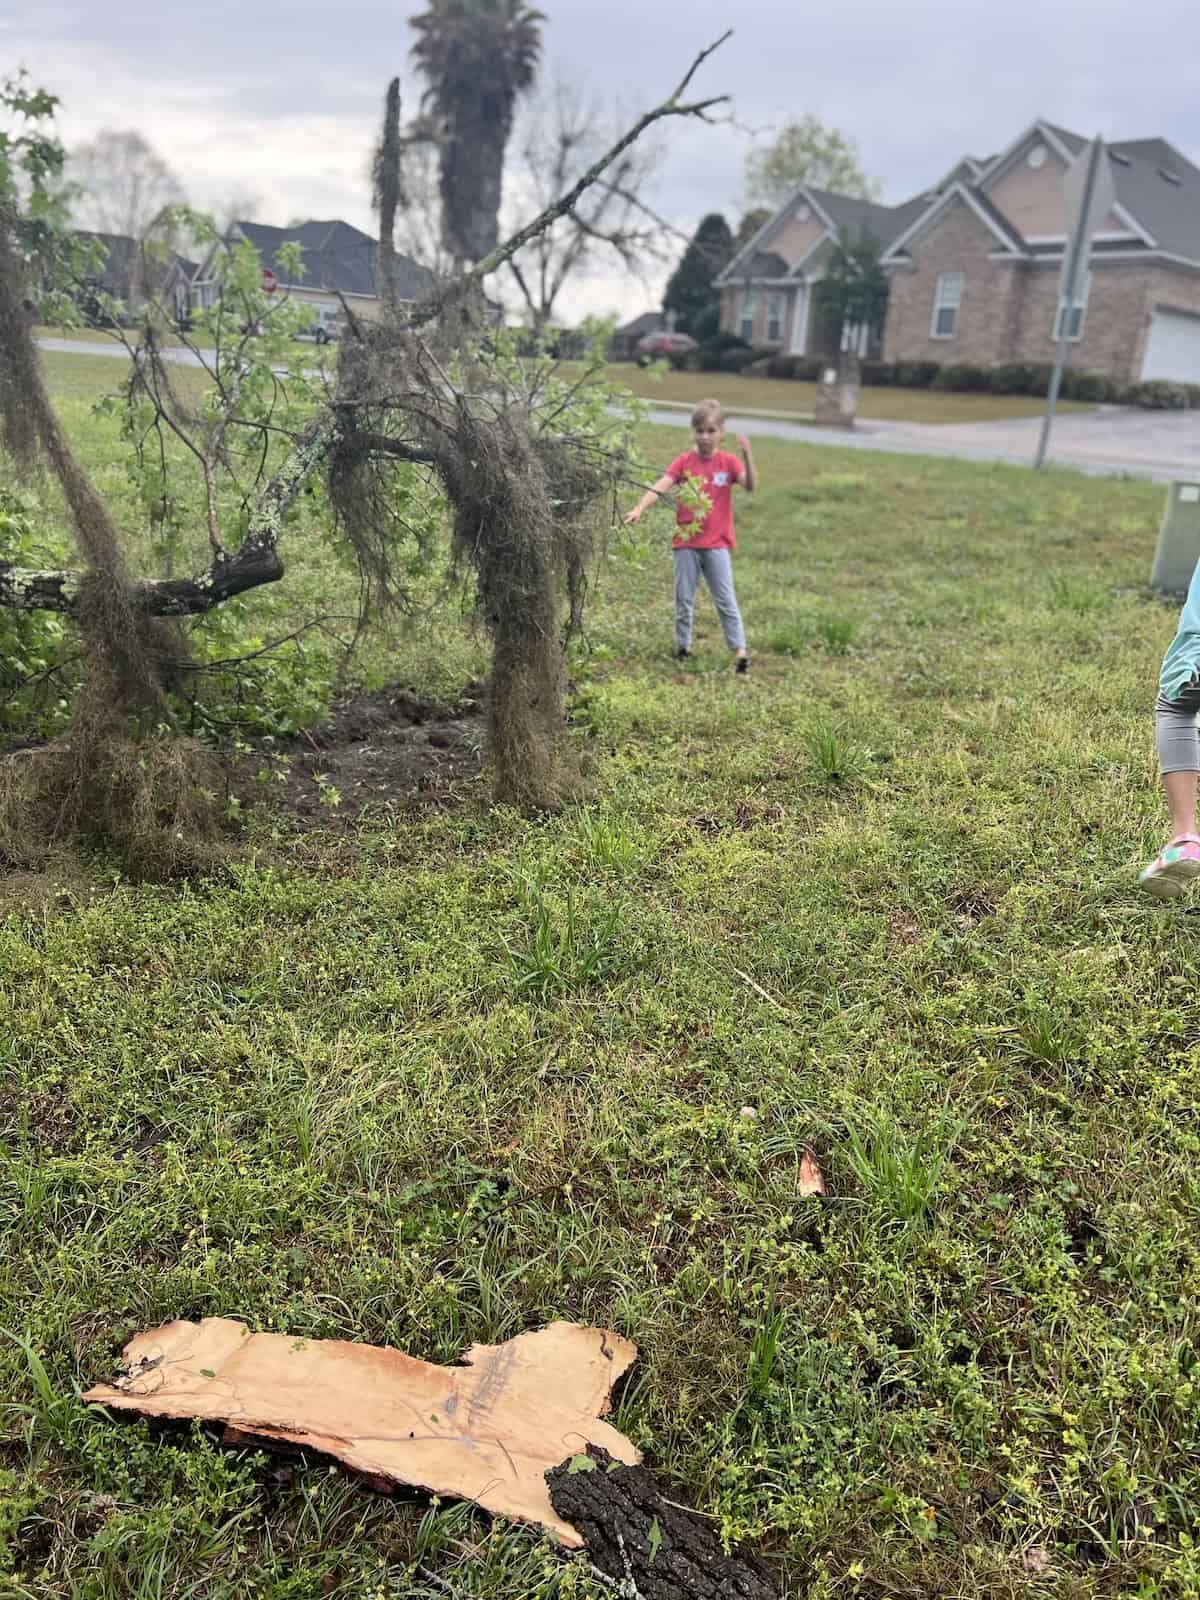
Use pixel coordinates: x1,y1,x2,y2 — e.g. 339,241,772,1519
881,182,1025,262
220,220,435,302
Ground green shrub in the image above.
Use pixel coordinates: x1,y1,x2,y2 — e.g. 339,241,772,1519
792,358,825,382
766,355,796,380
859,361,896,386
894,360,941,389
1124,379,1190,410
698,331,749,372
990,362,1038,395
718,346,757,374
1060,369,1110,403
933,363,990,393
0,488,75,746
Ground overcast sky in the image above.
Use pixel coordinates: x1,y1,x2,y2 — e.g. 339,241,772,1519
5,0,1199,321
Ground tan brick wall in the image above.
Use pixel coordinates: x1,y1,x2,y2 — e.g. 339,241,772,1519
720,283,795,346
883,199,1024,366
1010,261,1200,384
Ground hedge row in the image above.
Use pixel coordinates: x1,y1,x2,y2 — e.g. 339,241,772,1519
727,351,1200,409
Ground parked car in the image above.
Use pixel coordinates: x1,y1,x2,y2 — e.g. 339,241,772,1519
634,330,698,367
303,306,345,345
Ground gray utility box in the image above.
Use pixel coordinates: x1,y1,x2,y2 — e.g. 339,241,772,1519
1151,481,1200,593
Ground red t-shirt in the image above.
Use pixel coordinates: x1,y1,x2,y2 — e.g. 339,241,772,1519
665,449,745,550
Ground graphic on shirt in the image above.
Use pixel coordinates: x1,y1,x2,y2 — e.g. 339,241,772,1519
665,450,744,551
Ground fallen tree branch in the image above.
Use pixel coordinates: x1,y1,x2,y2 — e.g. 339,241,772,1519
0,413,339,616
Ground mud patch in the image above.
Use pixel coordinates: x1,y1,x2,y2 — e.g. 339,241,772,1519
236,685,485,836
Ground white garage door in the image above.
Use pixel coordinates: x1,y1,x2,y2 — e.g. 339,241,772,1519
1142,308,1200,382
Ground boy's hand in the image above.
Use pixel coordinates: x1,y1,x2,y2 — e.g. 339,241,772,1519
623,507,642,526
735,434,752,455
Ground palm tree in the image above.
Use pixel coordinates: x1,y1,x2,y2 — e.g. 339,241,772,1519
410,0,545,268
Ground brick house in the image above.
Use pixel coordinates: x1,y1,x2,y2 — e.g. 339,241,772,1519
717,120,1200,386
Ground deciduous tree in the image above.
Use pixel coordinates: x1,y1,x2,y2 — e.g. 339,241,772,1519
746,114,880,207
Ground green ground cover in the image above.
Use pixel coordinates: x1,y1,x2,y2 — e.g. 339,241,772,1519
1,368,1196,1599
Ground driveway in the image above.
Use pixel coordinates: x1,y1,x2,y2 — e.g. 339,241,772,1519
37,339,1200,483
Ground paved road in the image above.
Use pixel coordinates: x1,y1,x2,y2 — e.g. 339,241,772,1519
643,402,1200,484
38,339,1200,483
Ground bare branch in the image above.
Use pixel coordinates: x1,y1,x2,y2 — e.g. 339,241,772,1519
400,33,732,331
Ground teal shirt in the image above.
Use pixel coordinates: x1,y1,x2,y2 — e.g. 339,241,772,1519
1161,558,1200,701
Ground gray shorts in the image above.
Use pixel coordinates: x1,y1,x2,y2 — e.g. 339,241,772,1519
1156,676,1200,773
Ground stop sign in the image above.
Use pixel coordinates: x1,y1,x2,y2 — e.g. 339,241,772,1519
261,268,278,295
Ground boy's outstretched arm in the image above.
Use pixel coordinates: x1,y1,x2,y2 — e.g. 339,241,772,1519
735,435,757,493
624,472,677,526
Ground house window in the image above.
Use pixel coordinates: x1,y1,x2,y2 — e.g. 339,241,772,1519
931,272,963,339
195,281,215,311
766,292,784,343
739,289,757,342
1054,272,1091,342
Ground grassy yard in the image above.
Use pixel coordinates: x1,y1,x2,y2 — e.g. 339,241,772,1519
2,369,1199,1600
597,362,1096,426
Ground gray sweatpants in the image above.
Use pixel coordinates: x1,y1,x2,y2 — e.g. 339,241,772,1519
673,547,746,652
1156,677,1200,773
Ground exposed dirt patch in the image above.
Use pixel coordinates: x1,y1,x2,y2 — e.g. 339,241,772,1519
890,909,925,946
947,885,998,927
234,685,486,836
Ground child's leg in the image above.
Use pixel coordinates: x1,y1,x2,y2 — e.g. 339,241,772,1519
1156,688,1200,837
1140,684,1200,896
673,549,701,652
698,549,747,654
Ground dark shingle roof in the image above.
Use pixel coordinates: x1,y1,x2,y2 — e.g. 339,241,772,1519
807,188,930,250
74,231,196,296
230,220,435,302
1105,138,1200,262
615,311,664,337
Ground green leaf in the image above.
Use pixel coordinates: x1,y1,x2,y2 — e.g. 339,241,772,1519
648,1517,663,1563
566,1454,596,1475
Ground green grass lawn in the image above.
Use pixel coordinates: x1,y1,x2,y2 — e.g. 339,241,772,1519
596,362,1096,426
3,376,1199,1599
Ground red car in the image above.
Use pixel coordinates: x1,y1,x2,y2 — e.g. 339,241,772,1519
634,330,699,366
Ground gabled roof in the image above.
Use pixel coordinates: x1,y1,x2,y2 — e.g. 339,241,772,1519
221,219,436,302
613,310,663,338
880,181,1026,262
74,231,197,296
717,184,933,285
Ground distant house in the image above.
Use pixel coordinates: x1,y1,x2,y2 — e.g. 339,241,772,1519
73,231,197,324
717,119,1200,386
607,311,665,362
190,219,435,329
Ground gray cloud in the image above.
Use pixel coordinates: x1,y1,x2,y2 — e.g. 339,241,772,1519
5,0,1198,319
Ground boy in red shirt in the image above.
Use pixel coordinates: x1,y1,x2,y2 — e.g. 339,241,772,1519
624,398,757,672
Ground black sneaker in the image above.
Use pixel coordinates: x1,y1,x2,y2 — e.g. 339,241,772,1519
675,647,692,660
734,655,750,674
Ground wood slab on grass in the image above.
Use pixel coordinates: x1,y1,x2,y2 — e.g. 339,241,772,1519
84,1318,639,1546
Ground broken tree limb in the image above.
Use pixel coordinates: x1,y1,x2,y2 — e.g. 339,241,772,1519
0,413,339,616
83,1318,640,1547
547,1445,777,1599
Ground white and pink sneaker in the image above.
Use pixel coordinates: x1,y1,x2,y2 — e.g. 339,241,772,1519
1139,834,1200,898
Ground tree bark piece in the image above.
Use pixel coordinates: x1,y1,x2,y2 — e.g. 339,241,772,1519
84,1318,639,1547
547,1445,777,1599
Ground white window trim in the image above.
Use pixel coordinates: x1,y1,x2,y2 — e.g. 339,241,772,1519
930,271,963,340
765,291,785,344
739,288,757,342
1054,272,1091,342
